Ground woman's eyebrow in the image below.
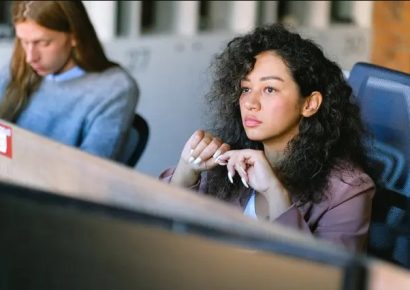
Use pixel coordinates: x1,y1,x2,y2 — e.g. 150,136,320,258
241,75,284,82
260,75,284,82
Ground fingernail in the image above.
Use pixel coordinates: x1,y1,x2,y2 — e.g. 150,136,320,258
238,166,246,175
188,156,195,163
213,150,221,159
215,155,226,165
241,177,249,188
190,149,194,155
193,157,202,165
228,171,233,184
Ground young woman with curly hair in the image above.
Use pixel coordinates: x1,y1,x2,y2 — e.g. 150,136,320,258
160,24,375,252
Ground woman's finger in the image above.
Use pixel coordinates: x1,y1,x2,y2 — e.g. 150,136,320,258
214,143,231,165
189,132,214,163
225,157,236,184
221,150,254,188
187,130,205,150
194,137,223,165
235,160,249,188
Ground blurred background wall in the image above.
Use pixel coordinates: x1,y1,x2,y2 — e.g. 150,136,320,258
371,1,410,73
0,1,406,177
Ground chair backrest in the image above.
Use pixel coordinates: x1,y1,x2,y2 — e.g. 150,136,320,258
119,114,149,167
348,62,410,268
128,114,149,167
128,113,149,167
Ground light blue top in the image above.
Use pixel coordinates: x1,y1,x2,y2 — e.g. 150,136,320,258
0,65,139,162
45,66,85,82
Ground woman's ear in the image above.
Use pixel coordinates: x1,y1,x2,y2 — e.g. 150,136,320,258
70,34,77,48
302,91,323,117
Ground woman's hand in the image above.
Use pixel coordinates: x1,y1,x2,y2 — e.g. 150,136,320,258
217,149,291,220
216,149,276,192
171,130,230,187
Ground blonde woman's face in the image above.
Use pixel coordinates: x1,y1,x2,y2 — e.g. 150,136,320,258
15,20,76,76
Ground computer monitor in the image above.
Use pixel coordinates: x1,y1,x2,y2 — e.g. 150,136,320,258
0,180,365,290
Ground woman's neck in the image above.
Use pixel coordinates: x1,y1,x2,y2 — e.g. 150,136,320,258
263,146,286,168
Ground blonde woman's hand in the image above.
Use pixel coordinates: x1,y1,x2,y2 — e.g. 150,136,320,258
171,130,230,187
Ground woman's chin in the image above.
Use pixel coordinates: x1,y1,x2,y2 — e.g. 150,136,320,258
245,133,264,142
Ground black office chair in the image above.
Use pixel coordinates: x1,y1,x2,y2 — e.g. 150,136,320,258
128,113,149,167
119,113,149,167
348,62,410,268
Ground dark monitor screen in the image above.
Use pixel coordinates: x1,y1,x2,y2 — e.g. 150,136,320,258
0,181,364,290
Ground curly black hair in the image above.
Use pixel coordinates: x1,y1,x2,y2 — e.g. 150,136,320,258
204,23,373,204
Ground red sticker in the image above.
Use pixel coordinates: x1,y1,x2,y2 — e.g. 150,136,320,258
0,123,12,158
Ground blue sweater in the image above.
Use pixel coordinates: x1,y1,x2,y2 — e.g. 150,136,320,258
0,65,139,162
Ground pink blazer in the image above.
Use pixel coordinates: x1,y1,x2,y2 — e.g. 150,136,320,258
160,166,375,252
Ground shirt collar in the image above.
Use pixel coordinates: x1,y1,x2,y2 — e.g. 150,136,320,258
45,66,86,82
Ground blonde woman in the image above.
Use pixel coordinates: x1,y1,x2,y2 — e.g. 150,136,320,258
0,1,138,161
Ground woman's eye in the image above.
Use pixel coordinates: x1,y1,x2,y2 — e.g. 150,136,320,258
40,40,50,46
241,87,250,94
265,86,276,94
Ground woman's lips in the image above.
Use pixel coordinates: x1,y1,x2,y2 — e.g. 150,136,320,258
244,117,262,127
31,65,44,72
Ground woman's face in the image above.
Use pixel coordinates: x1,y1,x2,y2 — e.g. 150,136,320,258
239,51,306,152
15,20,76,76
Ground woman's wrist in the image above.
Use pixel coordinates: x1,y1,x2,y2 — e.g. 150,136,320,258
170,159,200,187
264,186,292,221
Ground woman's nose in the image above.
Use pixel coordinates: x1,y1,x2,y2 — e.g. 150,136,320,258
25,44,40,64
244,91,260,111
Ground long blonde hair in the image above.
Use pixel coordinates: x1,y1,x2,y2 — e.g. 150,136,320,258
0,1,117,121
